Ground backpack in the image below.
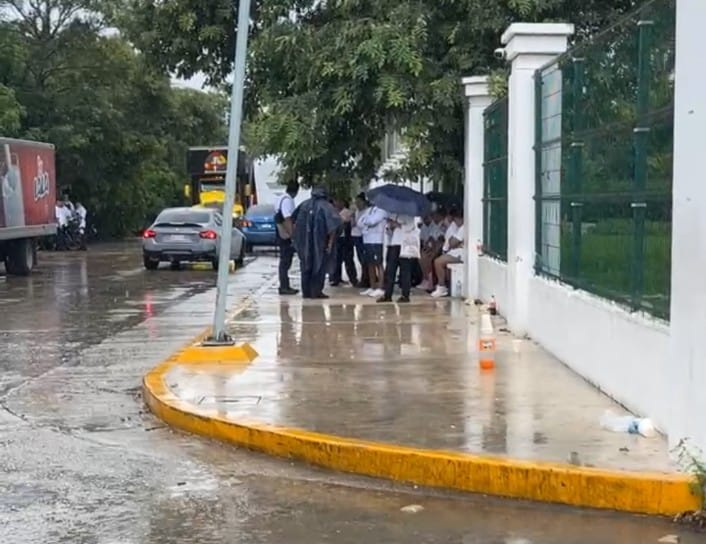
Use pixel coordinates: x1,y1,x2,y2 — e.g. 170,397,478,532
275,195,291,240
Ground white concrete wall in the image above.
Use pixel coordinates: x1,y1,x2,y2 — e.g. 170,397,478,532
528,276,671,431
462,77,493,301
465,7,706,459
502,23,574,336
478,257,509,313
667,0,706,455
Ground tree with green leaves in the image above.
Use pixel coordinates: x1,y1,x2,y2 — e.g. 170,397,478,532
1,0,229,236
119,0,639,194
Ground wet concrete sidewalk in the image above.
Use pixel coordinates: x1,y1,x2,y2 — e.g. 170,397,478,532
161,259,676,475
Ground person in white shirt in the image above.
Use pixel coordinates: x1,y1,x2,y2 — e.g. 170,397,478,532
378,214,417,303
55,201,69,228
75,202,88,250
351,193,369,288
358,203,388,298
431,208,464,298
75,202,87,230
54,200,70,250
274,180,299,295
62,194,75,213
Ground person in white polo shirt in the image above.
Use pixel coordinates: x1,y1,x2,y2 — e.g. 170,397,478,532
351,192,370,288
358,203,388,298
431,208,464,298
378,214,418,303
274,180,299,295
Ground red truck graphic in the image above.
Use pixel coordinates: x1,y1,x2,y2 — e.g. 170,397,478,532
0,137,57,275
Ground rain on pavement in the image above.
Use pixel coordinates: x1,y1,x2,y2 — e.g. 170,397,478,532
0,244,699,543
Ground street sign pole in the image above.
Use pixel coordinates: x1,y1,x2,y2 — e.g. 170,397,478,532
211,0,252,343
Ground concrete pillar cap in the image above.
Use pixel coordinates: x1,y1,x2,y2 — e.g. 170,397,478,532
501,23,574,62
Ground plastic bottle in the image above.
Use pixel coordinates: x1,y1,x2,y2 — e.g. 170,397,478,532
477,312,495,370
600,410,656,438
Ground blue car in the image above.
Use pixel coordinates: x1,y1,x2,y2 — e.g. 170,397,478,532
237,204,277,251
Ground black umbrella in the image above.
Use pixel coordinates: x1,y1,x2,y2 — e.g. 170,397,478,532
425,192,462,212
367,184,431,217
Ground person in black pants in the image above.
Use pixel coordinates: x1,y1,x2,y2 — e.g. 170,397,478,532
378,215,414,303
330,199,358,286
379,244,411,303
352,193,370,288
275,180,299,295
292,187,342,299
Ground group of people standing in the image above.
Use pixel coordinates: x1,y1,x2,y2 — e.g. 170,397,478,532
274,182,465,301
54,196,88,250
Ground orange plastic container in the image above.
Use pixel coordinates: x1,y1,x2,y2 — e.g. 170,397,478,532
478,337,496,370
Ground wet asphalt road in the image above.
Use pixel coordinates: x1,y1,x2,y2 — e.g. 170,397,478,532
0,243,700,544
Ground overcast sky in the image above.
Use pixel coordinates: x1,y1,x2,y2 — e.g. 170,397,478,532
171,72,209,90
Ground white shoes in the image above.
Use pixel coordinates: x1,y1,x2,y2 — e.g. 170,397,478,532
361,288,384,298
430,286,449,298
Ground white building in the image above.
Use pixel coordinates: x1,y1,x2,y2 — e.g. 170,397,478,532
373,129,434,194
253,155,311,207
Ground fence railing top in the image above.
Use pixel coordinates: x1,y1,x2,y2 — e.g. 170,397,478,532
533,0,670,75
483,96,508,117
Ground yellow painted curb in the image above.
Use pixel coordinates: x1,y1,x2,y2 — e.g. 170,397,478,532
175,342,258,364
142,280,700,517
143,363,699,516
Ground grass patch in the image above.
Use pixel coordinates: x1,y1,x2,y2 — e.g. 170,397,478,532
558,219,671,318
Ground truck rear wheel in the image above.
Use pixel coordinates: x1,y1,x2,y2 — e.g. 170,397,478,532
4,239,35,276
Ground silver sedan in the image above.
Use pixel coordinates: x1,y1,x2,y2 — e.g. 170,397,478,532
142,207,245,270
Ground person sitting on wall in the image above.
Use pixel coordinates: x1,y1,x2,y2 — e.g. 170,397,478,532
419,206,447,291
430,208,464,298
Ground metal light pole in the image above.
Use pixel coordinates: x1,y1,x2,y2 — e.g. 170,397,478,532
210,0,252,343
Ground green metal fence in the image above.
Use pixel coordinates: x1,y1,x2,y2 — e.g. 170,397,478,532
534,0,675,320
483,97,508,261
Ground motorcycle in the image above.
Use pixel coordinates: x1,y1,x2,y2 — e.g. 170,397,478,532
41,211,97,251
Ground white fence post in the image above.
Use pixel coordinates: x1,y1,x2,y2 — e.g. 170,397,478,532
668,0,706,456
503,23,573,335
461,76,492,301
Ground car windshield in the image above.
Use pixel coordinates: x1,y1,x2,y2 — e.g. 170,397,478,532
155,210,210,226
246,205,275,219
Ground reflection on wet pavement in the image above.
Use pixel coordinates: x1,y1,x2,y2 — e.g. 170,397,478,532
0,243,218,397
1,249,700,543
168,275,676,474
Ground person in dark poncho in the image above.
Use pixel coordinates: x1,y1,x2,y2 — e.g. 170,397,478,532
292,186,342,299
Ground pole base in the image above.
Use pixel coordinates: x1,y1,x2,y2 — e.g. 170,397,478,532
173,341,259,364
202,334,235,346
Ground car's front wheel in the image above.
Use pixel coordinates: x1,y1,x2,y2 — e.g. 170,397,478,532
143,255,159,270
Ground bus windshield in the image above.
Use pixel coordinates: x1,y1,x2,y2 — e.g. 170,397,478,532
200,183,225,193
